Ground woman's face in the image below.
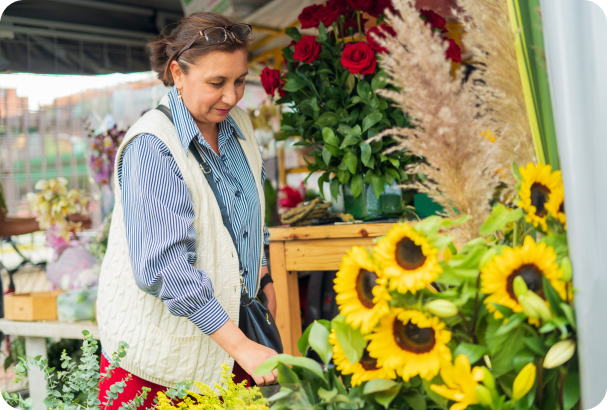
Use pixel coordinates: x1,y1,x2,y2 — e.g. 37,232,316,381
171,48,248,126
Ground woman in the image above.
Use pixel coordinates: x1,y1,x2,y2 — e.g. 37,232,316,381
97,12,278,408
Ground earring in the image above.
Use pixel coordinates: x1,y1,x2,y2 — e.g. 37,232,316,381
177,88,182,102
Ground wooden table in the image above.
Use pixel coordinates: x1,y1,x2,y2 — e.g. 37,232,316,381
268,223,393,356
0,319,99,410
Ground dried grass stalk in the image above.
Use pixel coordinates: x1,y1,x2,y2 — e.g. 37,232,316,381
456,0,536,172
371,0,501,241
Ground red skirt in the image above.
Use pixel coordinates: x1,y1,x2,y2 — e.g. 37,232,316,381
98,355,250,409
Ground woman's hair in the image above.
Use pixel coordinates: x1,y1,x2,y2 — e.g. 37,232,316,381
149,12,251,87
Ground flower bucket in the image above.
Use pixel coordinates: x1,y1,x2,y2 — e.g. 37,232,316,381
343,181,404,221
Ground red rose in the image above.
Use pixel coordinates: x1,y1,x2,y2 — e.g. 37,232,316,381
298,4,324,29
317,4,341,27
278,79,287,97
293,36,322,64
420,9,447,32
367,0,394,17
341,42,377,75
367,24,396,53
445,38,462,63
260,67,281,96
346,0,372,12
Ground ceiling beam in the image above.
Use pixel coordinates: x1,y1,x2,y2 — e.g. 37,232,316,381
2,16,154,40
45,0,183,20
0,23,148,47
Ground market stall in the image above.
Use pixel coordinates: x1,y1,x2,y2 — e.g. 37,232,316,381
0,0,605,408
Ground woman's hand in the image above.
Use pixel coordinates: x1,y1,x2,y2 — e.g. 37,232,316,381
232,340,278,386
210,319,278,386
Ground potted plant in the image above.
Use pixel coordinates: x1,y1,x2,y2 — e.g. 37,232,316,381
260,1,460,220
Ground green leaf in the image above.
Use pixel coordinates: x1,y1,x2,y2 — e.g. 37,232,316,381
331,178,341,201
356,80,373,102
523,337,547,356
298,323,313,356
496,312,526,335
318,387,338,401
254,354,326,381
277,363,300,385
371,172,385,198
322,127,340,147
543,277,565,317
360,142,372,166
349,124,362,137
344,151,358,174
322,146,332,165
285,27,302,41
344,73,356,95
350,174,363,198
317,112,338,128
479,205,524,236
340,134,360,149
563,372,580,410
453,343,488,365
318,22,328,41
332,315,366,363
338,169,350,184
423,378,449,408
485,318,528,377
362,112,382,132
561,303,576,330
362,379,399,394
309,321,332,365
284,74,307,92
403,391,426,410
371,71,388,91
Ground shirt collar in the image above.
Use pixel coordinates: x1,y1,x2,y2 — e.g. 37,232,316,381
166,86,246,156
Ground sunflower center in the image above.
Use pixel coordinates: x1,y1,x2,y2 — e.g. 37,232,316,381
559,201,565,214
356,269,378,309
507,263,545,300
395,237,427,271
359,348,379,371
393,319,436,354
530,183,551,217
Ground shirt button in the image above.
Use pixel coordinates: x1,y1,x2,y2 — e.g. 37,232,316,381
243,269,248,275
235,191,241,197
221,155,227,161
243,231,248,238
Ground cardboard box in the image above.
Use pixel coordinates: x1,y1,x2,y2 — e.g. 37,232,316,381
4,290,63,321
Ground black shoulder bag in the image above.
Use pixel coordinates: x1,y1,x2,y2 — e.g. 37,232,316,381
156,105,283,354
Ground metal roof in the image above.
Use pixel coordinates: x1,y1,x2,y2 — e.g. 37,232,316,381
0,0,316,75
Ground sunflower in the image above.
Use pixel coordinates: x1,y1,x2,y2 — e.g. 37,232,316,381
545,188,567,230
373,224,442,294
334,246,391,333
430,355,485,410
481,236,568,317
329,330,396,386
367,309,452,381
518,163,564,231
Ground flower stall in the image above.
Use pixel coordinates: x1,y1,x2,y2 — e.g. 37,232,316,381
4,0,603,407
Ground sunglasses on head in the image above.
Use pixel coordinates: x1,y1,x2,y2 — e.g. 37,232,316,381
174,23,253,61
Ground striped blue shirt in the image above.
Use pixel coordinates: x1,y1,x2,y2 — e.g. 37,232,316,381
118,86,269,336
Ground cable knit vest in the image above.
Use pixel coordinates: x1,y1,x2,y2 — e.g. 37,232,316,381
97,94,265,389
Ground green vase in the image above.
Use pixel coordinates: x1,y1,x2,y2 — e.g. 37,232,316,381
343,181,404,221
414,193,443,218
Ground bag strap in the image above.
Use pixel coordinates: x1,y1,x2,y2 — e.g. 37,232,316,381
155,105,248,292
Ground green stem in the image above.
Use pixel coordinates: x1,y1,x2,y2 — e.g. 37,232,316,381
513,221,519,248
332,22,340,42
356,11,362,38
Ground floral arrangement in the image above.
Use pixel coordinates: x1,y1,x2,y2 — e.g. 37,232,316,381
88,125,126,186
27,178,89,241
258,162,578,410
259,1,460,200
6,331,269,410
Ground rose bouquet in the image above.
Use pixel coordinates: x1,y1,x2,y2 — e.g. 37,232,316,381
26,178,89,241
260,1,461,202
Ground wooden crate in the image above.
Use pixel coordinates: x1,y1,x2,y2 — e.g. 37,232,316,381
4,290,63,321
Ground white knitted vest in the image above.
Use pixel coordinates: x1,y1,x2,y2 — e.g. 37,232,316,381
97,95,265,389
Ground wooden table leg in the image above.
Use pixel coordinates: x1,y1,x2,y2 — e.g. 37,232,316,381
24,336,47,410
270,241,302,356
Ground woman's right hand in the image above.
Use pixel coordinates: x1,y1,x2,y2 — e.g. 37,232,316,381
209,319,278,386
232,340,278,386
